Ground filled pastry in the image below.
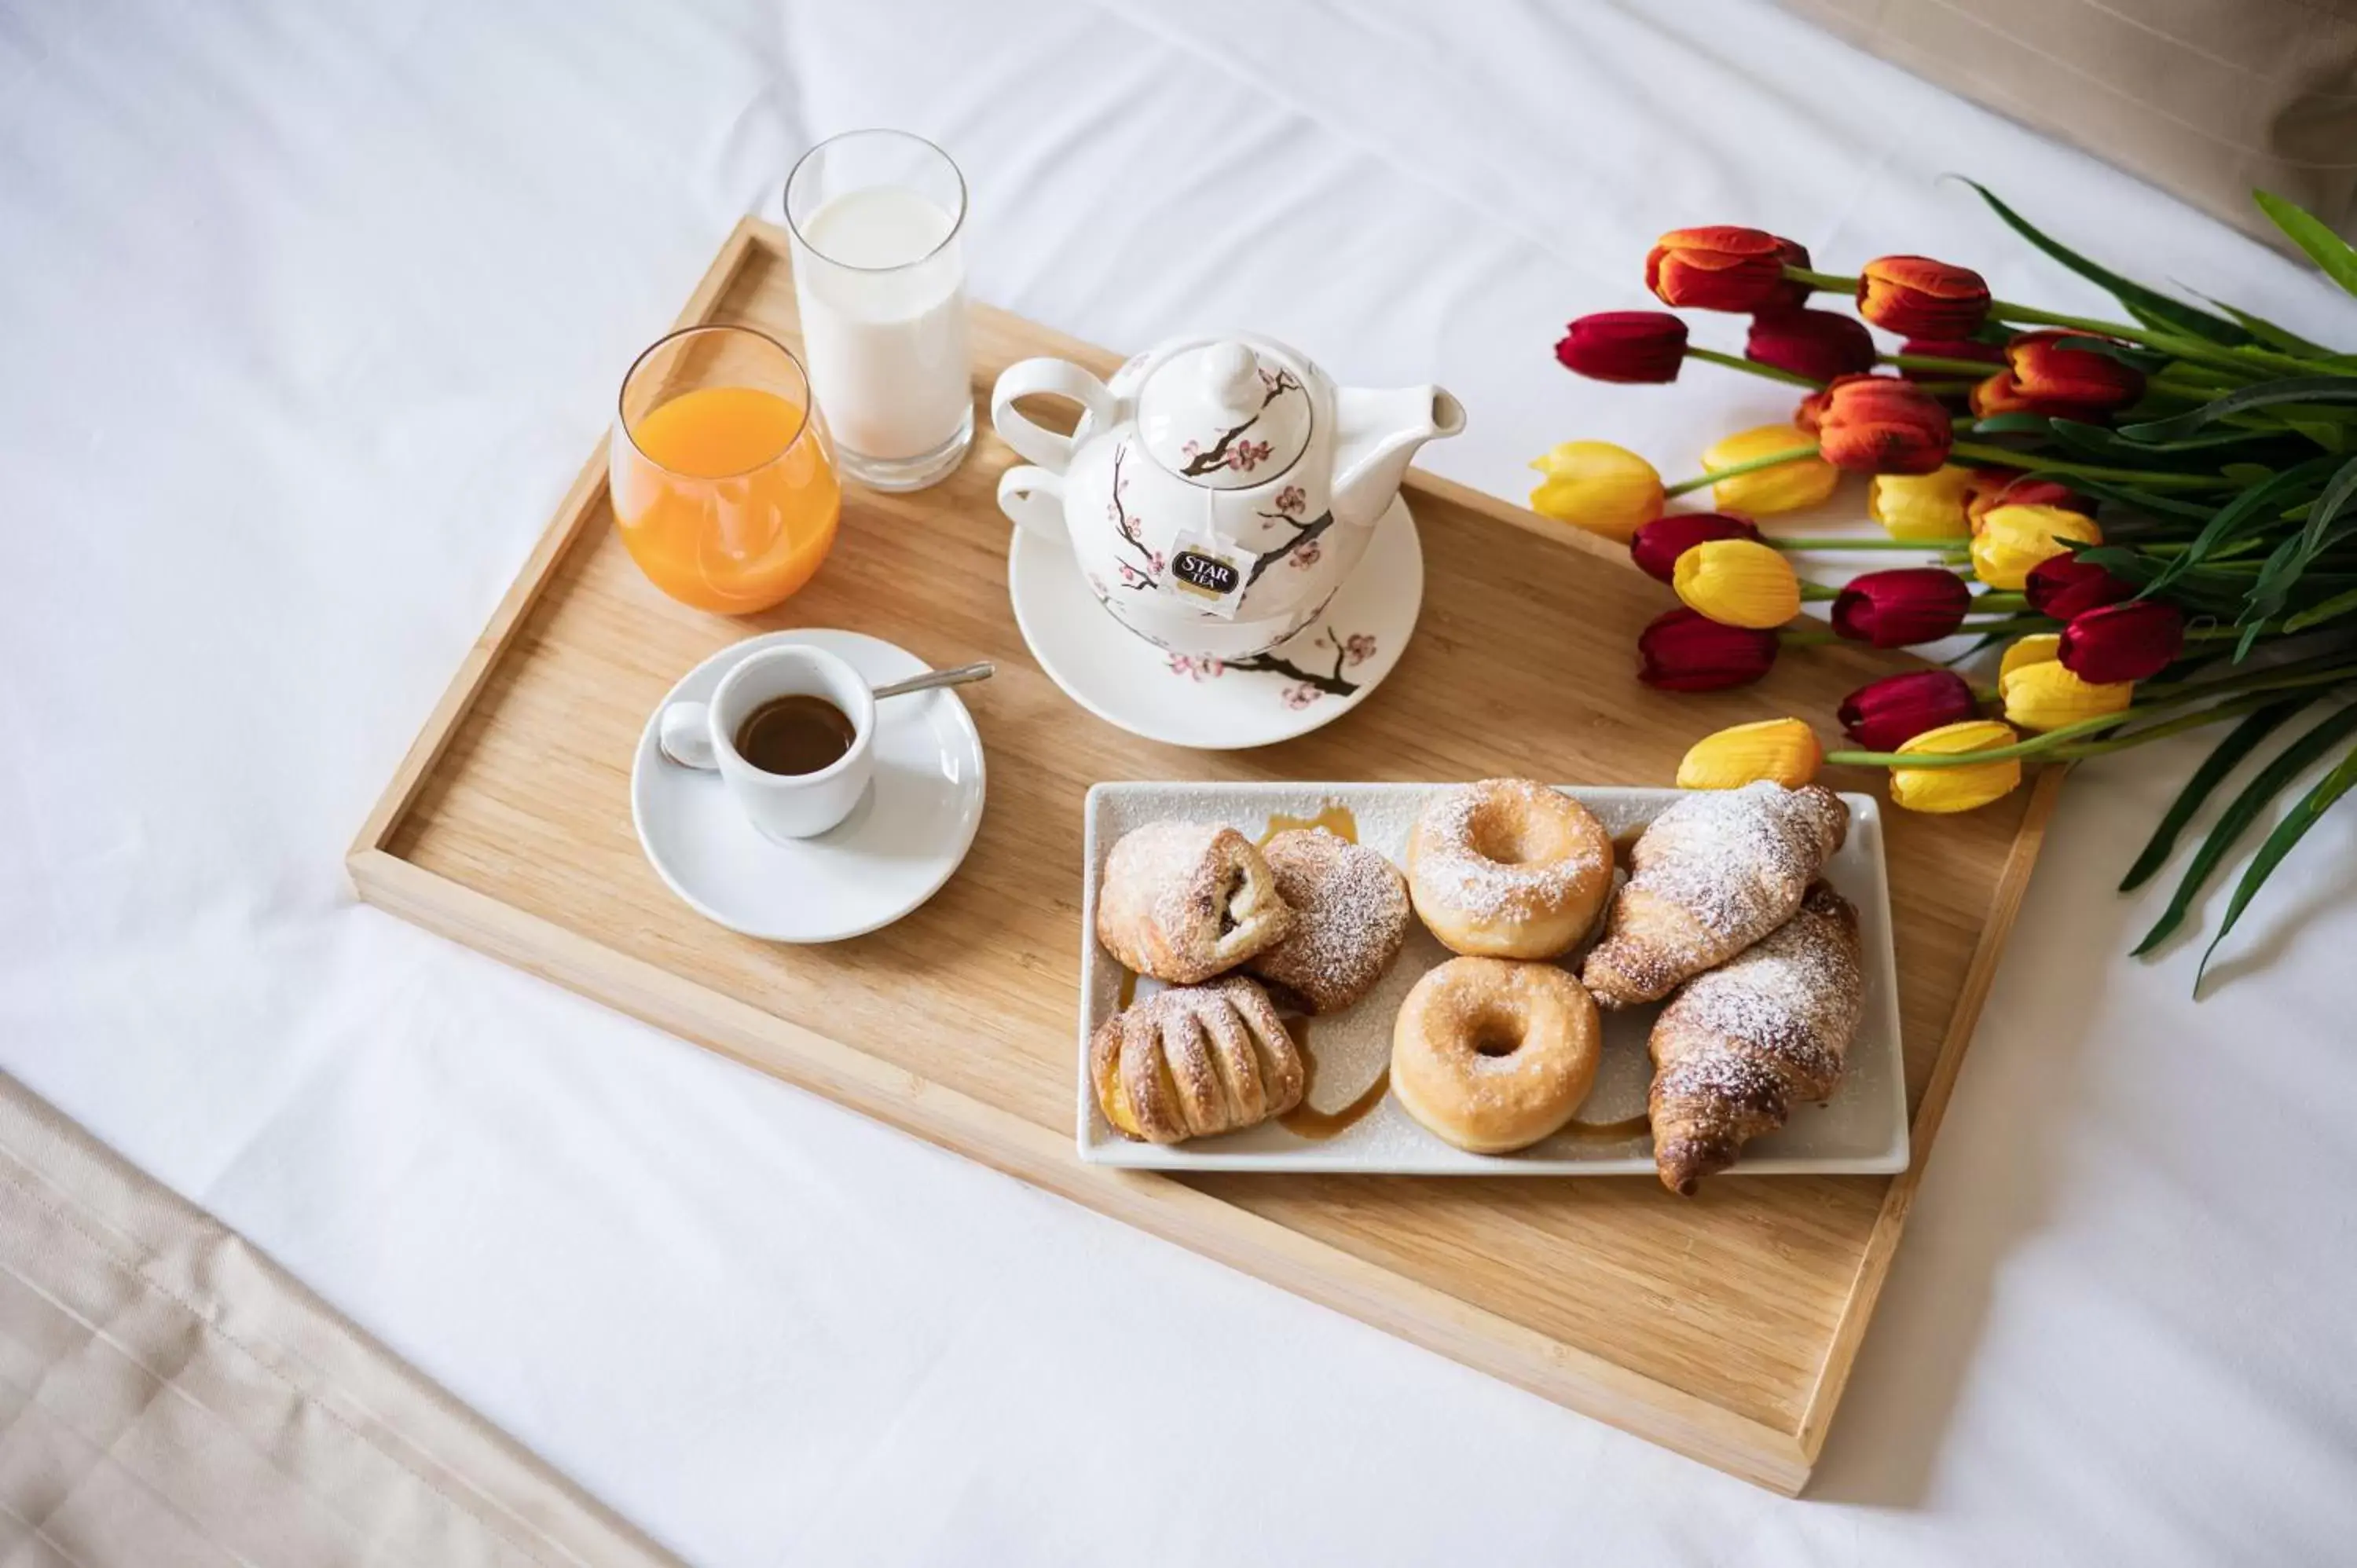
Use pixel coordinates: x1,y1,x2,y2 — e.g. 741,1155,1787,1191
1648,881,1864,1194
1244,829,1412,1014
1089,975,1305,1144
1095,821,1292,984
1581,781,1848,1007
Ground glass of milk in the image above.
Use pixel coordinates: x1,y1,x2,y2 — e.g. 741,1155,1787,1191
783,130,973,492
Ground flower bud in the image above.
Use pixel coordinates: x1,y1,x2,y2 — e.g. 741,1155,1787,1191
1970,503,2102,590
1811,374,1955,475
1857,256,1991,337
2000,659,2135,731
1529,441,1665,541
1673,538,1802,629
1637,607,1780,691
1838,669,1978,752
1629,511,1761,583
2059,599,2185,684
1677,717,1824,789
1555,312,1689,383
1703,424,1839,514
1746,309,1875,383
1965,470,2085,533
1645,226,1805,312
2024,552,2132,617
1998,632,2062,681
1830,567,1973,647
1890,720,2024,814
1868,465,1973,540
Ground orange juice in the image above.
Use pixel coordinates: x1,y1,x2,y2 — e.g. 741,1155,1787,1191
614,385,841,614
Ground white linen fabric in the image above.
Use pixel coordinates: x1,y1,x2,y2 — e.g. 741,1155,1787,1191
6,0,2356,1562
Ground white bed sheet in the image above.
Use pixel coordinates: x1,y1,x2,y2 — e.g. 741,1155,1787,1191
5,0,2355,1562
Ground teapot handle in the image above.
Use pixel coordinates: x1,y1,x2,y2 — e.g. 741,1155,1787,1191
996,464,1067,544
991,358,1117,473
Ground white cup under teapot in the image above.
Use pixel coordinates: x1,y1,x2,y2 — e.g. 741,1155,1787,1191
992,335,1464,661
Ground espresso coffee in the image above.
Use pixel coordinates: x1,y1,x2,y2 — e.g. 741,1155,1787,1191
734,694,857,776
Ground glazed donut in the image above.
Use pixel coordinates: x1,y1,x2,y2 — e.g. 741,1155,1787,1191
1406,779,1613,959
1390,957,1602,1154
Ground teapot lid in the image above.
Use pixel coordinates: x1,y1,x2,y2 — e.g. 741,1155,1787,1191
1135,340,1310,490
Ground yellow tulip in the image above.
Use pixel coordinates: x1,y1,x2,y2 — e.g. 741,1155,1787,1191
1703,424,1839,515
1890,720,2024,814
1998,633,2062,680
1868,465,1973,541
1528,441,1665,541
1970,503,2101,589
1676,717,1823,789
2000,659,2134,732
1672,538,1802,629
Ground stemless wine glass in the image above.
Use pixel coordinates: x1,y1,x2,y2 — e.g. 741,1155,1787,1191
610,325,841,615
783,129,973,492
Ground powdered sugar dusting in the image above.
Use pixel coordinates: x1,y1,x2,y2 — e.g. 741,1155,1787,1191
1627,782,1846,940
1410,779,1611,925
1247,830,1410,1013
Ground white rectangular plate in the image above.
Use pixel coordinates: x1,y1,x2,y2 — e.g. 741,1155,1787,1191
1077,782,1908,1177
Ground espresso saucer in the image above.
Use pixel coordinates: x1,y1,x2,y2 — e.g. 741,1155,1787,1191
630,629,986,942
1007,493,1423,749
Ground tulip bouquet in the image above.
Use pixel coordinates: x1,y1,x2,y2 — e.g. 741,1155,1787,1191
1539,187,2357,988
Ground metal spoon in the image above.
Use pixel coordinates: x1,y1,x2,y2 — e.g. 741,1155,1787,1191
658,661,994,768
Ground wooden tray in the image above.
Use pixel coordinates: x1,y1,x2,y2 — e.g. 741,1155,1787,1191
350,218,2059,1493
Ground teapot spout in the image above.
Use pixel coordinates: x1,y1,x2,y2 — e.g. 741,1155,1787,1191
1332,385,1467,527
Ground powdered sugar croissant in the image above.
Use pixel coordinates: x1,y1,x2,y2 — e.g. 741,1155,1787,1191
1580,782,1848,1007
1648,881,1864,1195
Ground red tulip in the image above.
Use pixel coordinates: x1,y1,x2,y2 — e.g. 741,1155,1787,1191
1830,567,1974,647
1965,469,2086,532
1838,669,1981,751
2023,552,2132,618
1556,311,1689,383
1897,337,2005,384
1857,256,1991,337
1629,512,1761,583
1809,374,1954,474
1746,309,1875,383
1637,607,1780,691
1647,226,1807,313
2003,330,2146,417
2059,599,2184,683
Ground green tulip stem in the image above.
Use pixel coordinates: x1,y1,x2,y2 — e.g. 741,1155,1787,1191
1682,346,1824,389
1798,582,1839,602
1777,628,1842,647
1824,665,2357,769
1946,440,2228,489
1879,352,2001,376
1761,535,1971,551
1783,267,1859,293
1662,445,1824,499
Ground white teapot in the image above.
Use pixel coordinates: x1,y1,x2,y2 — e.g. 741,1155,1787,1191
992,335,1464,661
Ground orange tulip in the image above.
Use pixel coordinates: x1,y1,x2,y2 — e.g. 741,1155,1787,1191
1857,255,1991,338
1808,375,1955,476
1646,226,1808,313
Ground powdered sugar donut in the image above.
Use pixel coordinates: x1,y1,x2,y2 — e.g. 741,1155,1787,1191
1406,779,1613,960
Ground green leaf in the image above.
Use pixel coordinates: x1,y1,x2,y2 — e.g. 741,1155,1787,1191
2284,582,2357,633
2254,189,2357,300
2196,737,2357,989
2120,696,2315,889
2050,419,2290,462
2143,456,2342,595
2296,455,2357,559
2119,379,2357,443
1967,412,2055,438
2195,295,2343,358
1963,180,2252,345
2055,474,2221,522
2132,701,2357,954
2221,463,2278,486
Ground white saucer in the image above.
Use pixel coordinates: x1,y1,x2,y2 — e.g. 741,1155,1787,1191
1008,494,1424,749
630,630,985,942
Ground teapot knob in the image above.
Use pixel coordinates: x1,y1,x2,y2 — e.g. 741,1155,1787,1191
1200,340,1261,418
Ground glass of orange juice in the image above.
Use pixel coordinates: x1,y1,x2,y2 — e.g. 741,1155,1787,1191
610,324,841,614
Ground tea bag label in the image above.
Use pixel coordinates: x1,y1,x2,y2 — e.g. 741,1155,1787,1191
1168,527,1248,618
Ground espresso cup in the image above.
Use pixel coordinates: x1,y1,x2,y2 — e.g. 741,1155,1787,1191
658,645,876,840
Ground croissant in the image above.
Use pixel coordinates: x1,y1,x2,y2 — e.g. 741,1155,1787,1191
1095,822,1292,984
1089,976,1305,1145
1648,882,1864,1194
1580,781,1848,1007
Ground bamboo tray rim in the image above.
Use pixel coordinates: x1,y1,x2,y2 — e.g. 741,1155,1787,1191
346,217,2064,1496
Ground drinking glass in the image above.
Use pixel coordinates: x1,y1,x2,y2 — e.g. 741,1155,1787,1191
610,325,841,614
783,129,973,492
